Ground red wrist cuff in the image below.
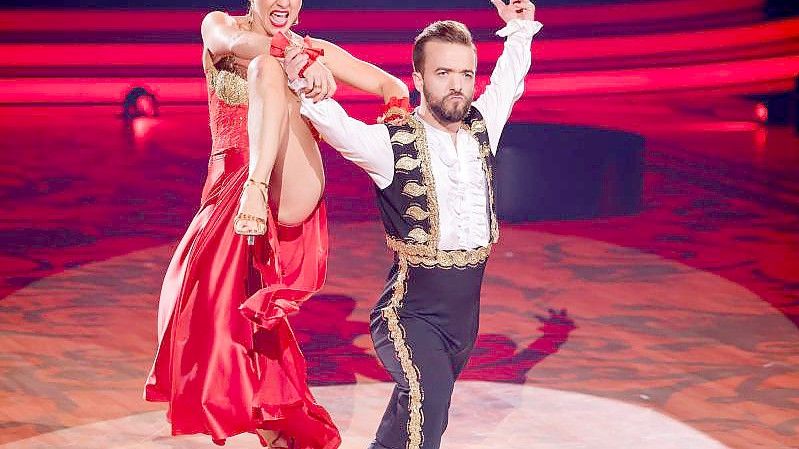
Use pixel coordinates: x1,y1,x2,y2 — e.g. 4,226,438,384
378,97,412,124
269,32,325,78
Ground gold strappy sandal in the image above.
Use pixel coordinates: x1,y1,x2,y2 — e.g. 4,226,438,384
234,179,269,244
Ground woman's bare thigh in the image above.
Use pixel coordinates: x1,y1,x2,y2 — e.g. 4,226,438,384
268,108,325,226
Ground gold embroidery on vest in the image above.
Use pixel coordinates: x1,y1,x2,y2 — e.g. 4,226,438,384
391,130,417,145
386,236,491,269
402,181,427,197
470,119,487,135
480,140,500,243
479,143,491,158
404,205,430,221
408,228,431,244
409,118,440,253
395,155,422,172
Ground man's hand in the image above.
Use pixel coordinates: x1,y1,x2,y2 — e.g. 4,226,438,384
302,59,337,103
282,45,337,102
491,0,535,23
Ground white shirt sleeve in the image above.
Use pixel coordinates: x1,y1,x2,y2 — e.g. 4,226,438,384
472,19,543,155
299,97,395,189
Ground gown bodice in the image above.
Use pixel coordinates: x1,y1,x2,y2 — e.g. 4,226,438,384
206,54,250,155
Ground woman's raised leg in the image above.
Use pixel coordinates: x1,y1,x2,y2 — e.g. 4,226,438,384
234,53,289,235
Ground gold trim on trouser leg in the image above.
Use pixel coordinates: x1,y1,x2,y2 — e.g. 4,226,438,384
380,255,424,449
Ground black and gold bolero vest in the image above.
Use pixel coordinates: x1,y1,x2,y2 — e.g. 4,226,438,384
376,107,500,269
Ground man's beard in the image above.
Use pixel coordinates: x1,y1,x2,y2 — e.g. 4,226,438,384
424,87,472,124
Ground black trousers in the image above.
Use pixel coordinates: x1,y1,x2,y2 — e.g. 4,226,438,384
368,255,487,449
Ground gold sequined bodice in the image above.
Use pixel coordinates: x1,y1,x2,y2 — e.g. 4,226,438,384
205,52,249,153
207,55,249,106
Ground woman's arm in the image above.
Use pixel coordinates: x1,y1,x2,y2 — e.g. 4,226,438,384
311,38,409,102
201,11,270,60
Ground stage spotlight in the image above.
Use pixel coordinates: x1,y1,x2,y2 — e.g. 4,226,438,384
755,102,768,123
122,86,159,120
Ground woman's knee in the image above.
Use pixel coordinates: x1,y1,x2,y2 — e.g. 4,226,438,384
248,54,286,89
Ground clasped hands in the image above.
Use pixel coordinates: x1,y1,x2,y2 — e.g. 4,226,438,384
281,44,336,103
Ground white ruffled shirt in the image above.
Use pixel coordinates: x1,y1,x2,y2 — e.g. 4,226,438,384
300,19,542,250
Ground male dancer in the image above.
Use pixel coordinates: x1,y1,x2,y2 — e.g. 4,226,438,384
286,1,540,447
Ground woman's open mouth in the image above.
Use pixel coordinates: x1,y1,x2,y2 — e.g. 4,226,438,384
269,10,290,27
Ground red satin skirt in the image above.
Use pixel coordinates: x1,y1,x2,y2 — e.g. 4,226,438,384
144,148,340,449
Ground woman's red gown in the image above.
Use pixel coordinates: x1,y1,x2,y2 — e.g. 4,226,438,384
144,55,341,449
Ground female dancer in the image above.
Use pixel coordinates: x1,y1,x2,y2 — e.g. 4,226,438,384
143,1,409,448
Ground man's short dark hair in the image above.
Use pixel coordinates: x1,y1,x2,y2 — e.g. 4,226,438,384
412,20,475,73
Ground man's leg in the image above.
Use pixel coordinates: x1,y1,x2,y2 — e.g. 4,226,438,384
369,315,457,449
440,341,477,434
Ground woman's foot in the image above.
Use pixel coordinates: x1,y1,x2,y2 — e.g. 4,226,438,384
234,179,269,236
255,429,294,449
